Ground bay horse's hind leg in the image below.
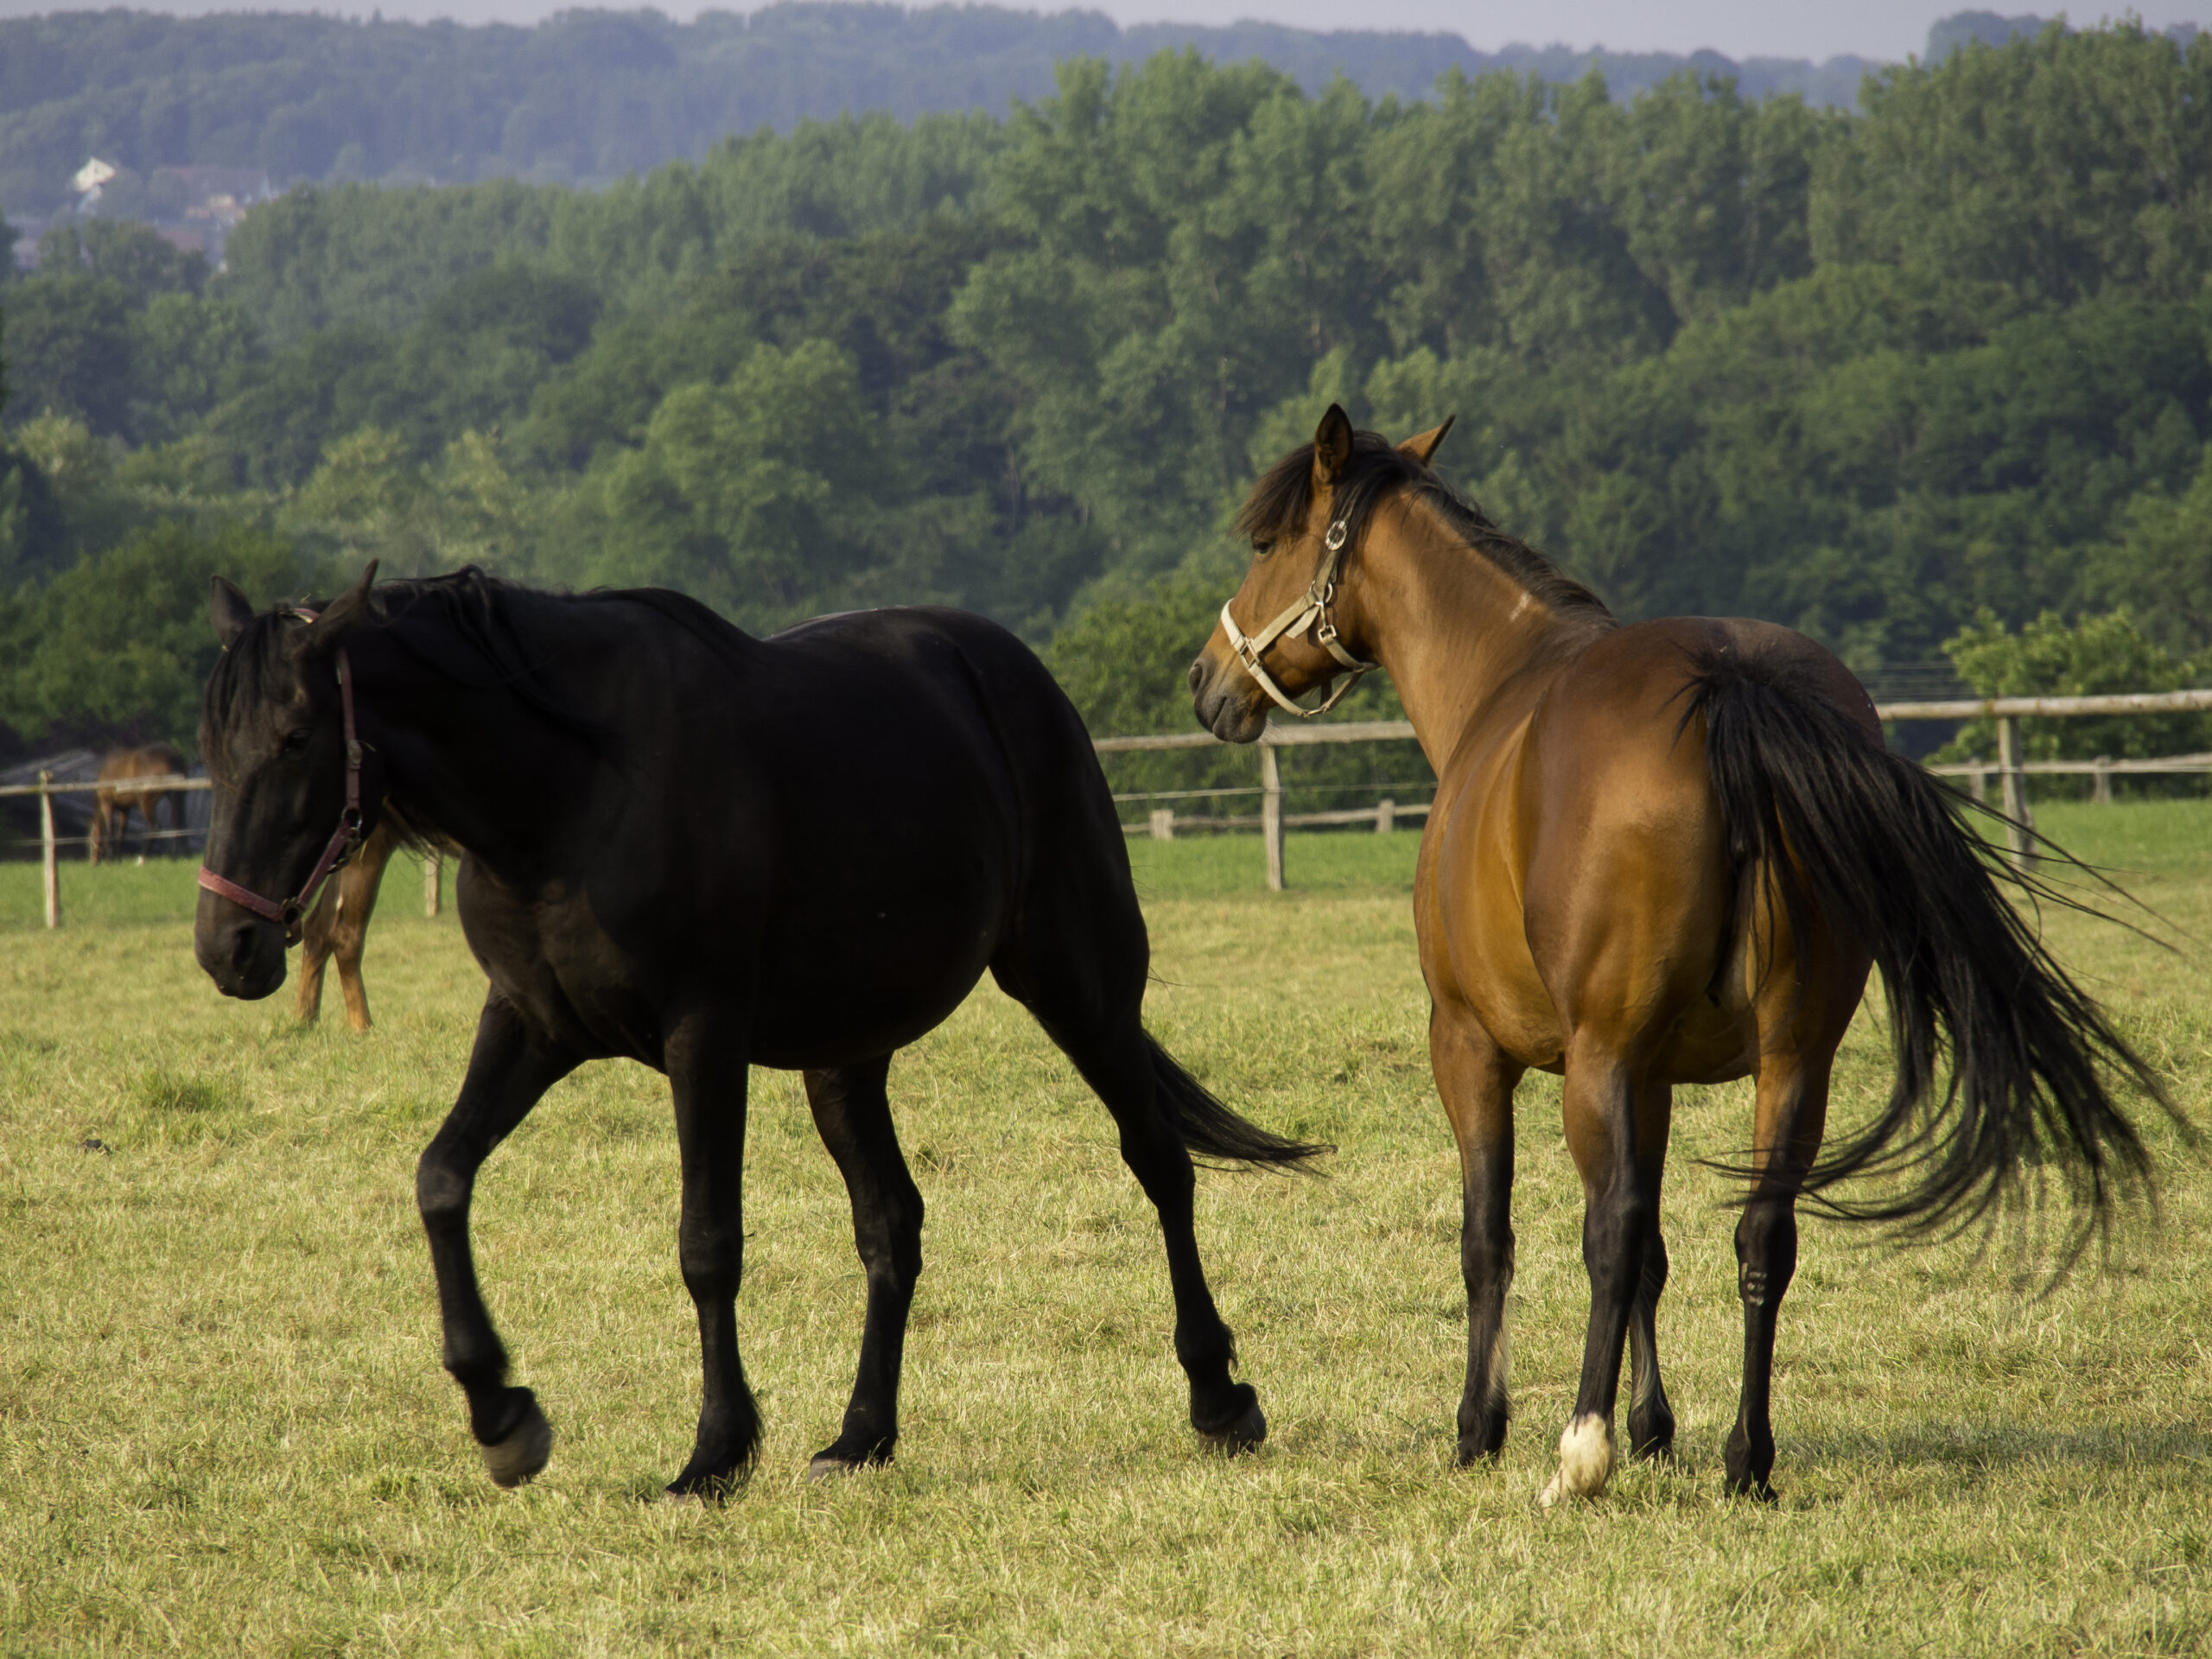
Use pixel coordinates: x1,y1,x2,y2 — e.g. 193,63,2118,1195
1625,1080,1677,1462
1431,998,1523,1464
1726,1051,1831,1503
802,1056,925,1478
1542,1050,1671,1506
416,991,581,1487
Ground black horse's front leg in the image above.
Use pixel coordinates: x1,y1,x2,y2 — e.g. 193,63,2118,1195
664,1016,761,1497
416,992,581,1487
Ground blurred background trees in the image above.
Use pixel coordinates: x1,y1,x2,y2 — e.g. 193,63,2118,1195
1,17,2209,778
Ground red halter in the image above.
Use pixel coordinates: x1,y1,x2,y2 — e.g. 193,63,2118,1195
197,616,365,947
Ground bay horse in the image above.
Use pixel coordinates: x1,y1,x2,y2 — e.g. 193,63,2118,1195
296,818,400,1033
88,743,187,863
1188,406,2166,1504
194,565,1317,1496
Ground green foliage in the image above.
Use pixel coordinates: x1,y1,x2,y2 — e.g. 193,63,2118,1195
1936,608,2211,762
3,519,315,746
3,22,2212,749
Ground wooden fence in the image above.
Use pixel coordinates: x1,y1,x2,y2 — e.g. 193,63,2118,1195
0,771,442,929
7,689,2209,919
1103,690,2212,889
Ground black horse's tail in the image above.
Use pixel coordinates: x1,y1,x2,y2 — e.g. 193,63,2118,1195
1146,1035,1331,1170
1683,648,2172,1249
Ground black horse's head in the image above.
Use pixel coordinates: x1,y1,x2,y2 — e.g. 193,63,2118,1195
194,563,380,1001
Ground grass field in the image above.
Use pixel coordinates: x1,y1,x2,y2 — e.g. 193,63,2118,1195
2,804,2209,1655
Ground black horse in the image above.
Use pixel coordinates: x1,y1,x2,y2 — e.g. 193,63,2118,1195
194,565,1319,1496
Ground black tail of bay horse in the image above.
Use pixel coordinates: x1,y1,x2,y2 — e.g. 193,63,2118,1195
194,565,1320,1495
1688,652,2167,1255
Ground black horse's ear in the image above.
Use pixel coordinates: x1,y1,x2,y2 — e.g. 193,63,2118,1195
1399,415,1455,468
302,561,379,652
210,576,255,649
1313,404,1355,486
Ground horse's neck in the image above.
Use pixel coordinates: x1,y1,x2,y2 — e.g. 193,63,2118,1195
359,639,590,868
1357,501,1593,766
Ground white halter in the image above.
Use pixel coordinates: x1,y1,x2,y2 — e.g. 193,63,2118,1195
1218,518,1377,719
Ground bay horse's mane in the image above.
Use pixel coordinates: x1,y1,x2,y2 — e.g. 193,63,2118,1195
1236,430,1615,625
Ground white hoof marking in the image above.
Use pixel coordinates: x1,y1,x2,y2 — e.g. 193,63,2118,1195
1539,1412,1615,1507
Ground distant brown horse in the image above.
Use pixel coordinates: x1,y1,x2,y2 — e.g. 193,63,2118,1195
1190,407,2167,1504
89,744,187,864
296,818,401,1033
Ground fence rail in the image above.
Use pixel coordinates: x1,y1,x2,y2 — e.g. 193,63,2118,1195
1109,691,2212,887
14,690,2211,918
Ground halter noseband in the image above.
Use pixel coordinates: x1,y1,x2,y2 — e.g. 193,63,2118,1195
196,608,365,947
1218,516,1377,719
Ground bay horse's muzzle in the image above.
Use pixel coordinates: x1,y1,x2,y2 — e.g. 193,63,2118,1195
1188,643,1268,745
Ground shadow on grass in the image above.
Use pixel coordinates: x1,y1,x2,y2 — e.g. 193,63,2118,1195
1790,1419,2211,1476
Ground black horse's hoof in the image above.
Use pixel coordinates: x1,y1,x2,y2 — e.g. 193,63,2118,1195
1725,1475,1779,1505
805,1437,894,1482
480,1391,553,1489
1193,1384,1267,1453
664,1456,748,1503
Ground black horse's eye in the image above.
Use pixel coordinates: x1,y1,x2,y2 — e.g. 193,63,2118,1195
281,728,312,754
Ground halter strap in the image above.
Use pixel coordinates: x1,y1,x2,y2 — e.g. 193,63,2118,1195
1218,517,1378,719
197,610,365,947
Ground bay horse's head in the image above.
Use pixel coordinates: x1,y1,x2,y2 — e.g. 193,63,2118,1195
194,563,381,1001
1189,404,1453,743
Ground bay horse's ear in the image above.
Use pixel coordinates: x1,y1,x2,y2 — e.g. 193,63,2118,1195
1398,415,1455,469
1313,404,1355,486
210,576,255,649
302,561,379,653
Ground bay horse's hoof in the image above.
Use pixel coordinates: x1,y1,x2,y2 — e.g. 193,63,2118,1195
1193,1383,1267,1453
480,1391,553,1489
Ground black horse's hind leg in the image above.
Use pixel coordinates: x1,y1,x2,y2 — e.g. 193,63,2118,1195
1071,1023,1260,1447
1625,1082,1676,1463
416,991,580,1487
664,1015,760,1497
802,1056,925,1478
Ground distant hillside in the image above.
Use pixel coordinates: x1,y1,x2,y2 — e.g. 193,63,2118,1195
0,3,1887,217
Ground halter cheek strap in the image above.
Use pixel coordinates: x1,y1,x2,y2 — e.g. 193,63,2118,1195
1219,518,1378,719
196,620,365,948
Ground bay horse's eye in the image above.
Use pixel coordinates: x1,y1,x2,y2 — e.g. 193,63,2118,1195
1252,539,1274,558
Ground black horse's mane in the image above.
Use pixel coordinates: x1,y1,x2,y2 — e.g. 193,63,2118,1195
1236,430,1613,623
209,568,754,741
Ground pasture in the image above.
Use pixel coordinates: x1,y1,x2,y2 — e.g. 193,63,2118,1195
2,803,2208,1656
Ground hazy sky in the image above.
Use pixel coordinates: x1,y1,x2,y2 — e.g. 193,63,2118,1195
4,0,2210,61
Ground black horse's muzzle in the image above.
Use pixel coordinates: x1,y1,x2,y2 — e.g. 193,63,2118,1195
194,895,289,1001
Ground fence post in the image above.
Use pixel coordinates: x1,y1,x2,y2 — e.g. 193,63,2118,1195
423,849,442,917
1376,798,1395,835
1148,808,1174,842
39,772,60,929
1997,715,2035,870
1260,744,1285,892
2092,756,2112,804
1969,767,1987,804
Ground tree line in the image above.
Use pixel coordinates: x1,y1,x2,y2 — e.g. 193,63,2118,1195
2,20,2209,787
0,2,1906,219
